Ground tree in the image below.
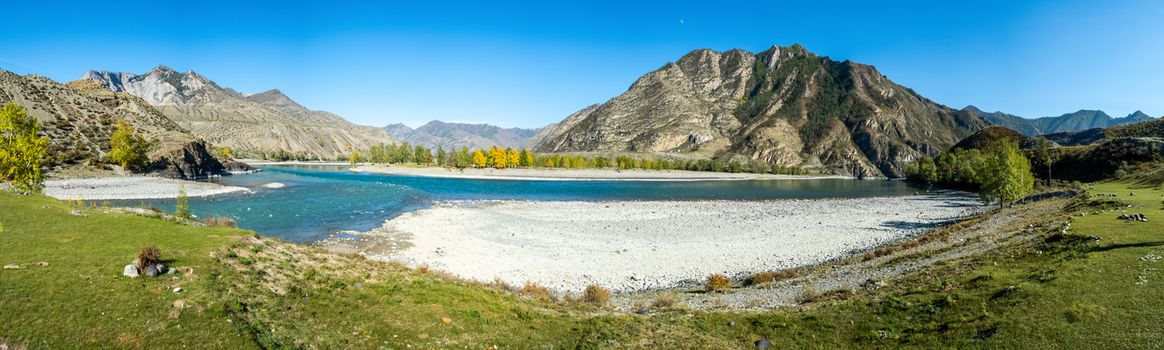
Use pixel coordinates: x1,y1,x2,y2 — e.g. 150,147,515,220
506,147,519,168
488,146,507,168
349,150,361,166
108,120,150,170
519,148,534,167
471,150,487,168
1033,136,1059,186
0,103,50,193
175,184,191,219
980,142,1035,207
436,146,446,166
216,147,233,159
414,145,432,165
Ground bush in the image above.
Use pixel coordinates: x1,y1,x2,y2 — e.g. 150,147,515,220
203,216,237,228
520,283,553,302
581,284,611,306
706,273,732,292
137,246,160,270
744,269,802,286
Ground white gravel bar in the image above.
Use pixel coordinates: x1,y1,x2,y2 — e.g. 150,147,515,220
44,176,251,200
362,194,982,293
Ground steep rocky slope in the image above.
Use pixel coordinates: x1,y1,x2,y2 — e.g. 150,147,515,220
0,70,244,178
965,106,1156,136
83,66,394,159
385,121,540,150
534,45,987,177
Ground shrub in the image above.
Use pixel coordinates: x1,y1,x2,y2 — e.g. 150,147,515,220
744,269,802,286
581,284,612,306
137,246,161,270
521,283,553,302
203,216,237,228
174,185,191,219
706,273,732,292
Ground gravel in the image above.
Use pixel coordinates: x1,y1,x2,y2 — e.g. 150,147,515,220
356,193,983,293
44,176,251,200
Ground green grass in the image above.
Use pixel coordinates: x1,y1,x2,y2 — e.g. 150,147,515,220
0,193,257,349
2,182,1163,348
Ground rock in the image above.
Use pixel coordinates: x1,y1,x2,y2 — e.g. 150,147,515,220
122,264,140,278
143,264,160,277
727,320,736,327
755,338,772,349
166,268,177,274
156,263,167,273
68,210,87,217
3,264,21,269
36,261,49,267
635,307,649,315
173,287,182,293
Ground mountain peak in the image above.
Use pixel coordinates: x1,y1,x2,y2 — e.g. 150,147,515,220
148,64,178,76
1125,110,1153,120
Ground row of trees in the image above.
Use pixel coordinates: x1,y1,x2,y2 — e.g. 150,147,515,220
351,142,808,175
906,141,1035,206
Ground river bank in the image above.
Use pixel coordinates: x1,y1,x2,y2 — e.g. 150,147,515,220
43,176,251,200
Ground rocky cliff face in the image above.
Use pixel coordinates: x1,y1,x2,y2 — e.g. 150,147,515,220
534,45,987,177
386,121,541,150
0,70,240,178
82,66,395,159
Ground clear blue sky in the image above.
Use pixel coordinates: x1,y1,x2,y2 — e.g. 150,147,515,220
2,0,1161,128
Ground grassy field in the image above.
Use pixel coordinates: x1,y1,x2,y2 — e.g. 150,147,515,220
2,182,1162,348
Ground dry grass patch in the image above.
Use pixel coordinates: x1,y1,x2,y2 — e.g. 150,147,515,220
705,273,732,293
651,293,682,310
203,216,237,228
520,282,554,302
580,284,612,307
744,269,802,286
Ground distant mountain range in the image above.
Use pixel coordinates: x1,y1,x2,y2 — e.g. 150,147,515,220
384,121,540,150
82,66,394,159
961,106,1155,136
533,44,988,177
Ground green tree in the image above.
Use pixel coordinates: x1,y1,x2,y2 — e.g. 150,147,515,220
0,103,50,193
1033,136,1059,186
108,120,150,170
175,184,191,219
980,142,1035,207
436,146,446,166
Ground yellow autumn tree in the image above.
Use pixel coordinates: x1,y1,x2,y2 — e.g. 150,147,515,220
506,147,519,167
471,150,487,168
0,103,50,193
108,120,150,170
488,146,508,169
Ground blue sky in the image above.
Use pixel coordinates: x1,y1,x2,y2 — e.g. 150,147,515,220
2,0,1161,128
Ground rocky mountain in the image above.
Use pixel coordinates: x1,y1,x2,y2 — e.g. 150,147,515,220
385,121,540,150
0,70,245,178
82,66,394,159
965,106,1156,136
533,45,987,177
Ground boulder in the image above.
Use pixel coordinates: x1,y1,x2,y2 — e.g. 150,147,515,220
143,264,160,277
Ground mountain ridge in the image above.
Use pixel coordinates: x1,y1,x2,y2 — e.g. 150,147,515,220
962,106,1156,136
385,120,541,150
82,66,394,159
533,44,987,177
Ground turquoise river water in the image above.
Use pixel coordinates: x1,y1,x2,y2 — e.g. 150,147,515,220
118,165,926,243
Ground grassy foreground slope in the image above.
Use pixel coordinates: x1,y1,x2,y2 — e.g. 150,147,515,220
1,183,1162,348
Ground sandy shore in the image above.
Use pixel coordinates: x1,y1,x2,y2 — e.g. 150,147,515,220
346,194,982,293
44,176,252,200
353,165,850,181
